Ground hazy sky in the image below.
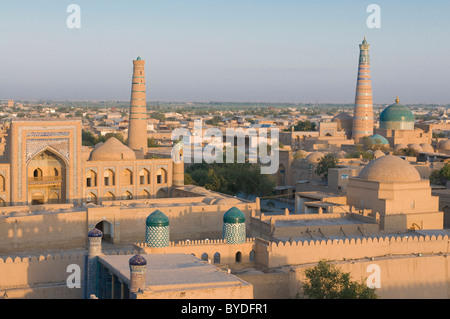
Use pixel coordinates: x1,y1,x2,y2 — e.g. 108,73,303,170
0,0,449,104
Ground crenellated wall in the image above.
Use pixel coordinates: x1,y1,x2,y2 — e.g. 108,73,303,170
266,233,450,268
0,252,86,299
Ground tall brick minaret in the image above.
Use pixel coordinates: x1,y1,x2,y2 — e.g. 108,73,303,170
352,37,374,143
127,57,148,157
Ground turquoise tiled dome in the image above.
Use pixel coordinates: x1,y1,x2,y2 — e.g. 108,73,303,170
379,97,414,130
223,207,246,244
223,207,245,224
146,210,169,227
369,134,389,145
145,210,170,247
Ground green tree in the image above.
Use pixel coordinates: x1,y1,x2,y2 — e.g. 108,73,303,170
97,132,125,144
292,120,316,132
300,260,377,299
429,163,450,186
205,115,223,126
315,154,339,181
82,130,96,146
150,112,165,122
147,137,160,148
184,173,194,185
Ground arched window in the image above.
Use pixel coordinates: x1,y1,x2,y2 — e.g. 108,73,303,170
157,168,167,184
213,252,221,264
121,169,133,186
33,168,42,178
86,170,97,187
104,191,115,201
249,250,256,262
87,193,98,205
122,191,132,200
201,253,208,261
139,190,150,199
104,170,115,186
49,192,60,204
139,169,150,185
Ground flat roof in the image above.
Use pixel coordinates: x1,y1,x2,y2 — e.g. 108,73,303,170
98,253,251,291
275,217,366,228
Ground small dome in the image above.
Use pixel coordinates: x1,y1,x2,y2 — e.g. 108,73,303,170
358,155,421,182
369,134,389,145
438,140,450,151
129,254,147,266
146,210,169,227
89,137,136,161
88,228,103,238
223,207,245,224
136,56,142,60
305,152,324,163
332,112,353,121
373,150,386,158
408,143,423,152
294,150,310,159
420,143,434,153
213,197,241,205
394,143,407,151
379,97,415,130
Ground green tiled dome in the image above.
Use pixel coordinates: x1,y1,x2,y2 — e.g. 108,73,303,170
369,134,389,145
223,207,245,224
379,98,414,124
146,210,169,227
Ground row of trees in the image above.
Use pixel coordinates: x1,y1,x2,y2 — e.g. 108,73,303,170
82,130,160,148
185,161,276,199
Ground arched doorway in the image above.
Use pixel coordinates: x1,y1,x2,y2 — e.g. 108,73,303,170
95,220,114,243
31,193,45,205
27,150,67,205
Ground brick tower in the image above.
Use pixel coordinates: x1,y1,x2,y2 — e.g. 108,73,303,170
352,37,374,143
127,57,148,157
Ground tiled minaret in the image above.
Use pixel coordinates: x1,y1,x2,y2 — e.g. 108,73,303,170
127,57,148,157
352,37,374,143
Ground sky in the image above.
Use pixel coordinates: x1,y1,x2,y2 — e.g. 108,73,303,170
0,0,449,104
